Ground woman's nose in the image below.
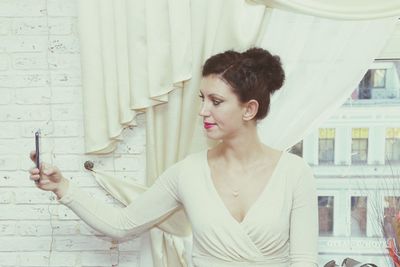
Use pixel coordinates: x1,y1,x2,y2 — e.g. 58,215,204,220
198,102,210,117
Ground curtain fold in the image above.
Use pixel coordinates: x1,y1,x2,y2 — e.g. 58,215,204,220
248,0,400,20
78,0,192,154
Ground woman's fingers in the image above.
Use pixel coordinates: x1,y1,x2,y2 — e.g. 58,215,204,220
29,166,40,181
30,151,36,162
43,167,56,176
29,166,40,174
29,153,56,190
37,179,50,186
40,164,61,183
30,174,40,181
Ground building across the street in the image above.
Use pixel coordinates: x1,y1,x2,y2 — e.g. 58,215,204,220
290,60,400,266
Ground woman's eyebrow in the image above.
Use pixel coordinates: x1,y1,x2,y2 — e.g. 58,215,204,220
208,93,225,99
199,90,225,99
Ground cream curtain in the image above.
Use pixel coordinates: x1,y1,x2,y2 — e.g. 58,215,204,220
248,0,400,20
77,0,192,154
77,0,399,267
257,10,399,150
78,1,400,155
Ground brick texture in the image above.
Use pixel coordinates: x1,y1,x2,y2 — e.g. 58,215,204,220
0,0,145,266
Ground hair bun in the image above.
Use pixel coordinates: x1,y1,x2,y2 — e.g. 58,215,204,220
241,47,285,94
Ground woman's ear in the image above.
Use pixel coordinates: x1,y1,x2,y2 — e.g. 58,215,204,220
243,100,259,121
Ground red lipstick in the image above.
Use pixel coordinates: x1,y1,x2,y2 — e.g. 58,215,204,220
204,122,216,129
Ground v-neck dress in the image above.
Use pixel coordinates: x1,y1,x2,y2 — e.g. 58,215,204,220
58,150,318,267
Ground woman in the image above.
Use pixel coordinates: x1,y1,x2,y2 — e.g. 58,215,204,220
29,47,318,266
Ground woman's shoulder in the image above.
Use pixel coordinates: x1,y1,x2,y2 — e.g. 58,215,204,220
285,151,312,169
158,150,207,185
281,151,314,182
284,152,315,187
173,149,207,170
165,150,208,185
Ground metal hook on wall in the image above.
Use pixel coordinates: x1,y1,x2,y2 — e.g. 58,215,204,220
84,161,94,171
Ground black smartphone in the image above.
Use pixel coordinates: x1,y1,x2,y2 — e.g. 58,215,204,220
35,130,40,169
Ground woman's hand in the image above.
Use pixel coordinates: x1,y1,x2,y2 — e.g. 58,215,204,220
29,151,69,199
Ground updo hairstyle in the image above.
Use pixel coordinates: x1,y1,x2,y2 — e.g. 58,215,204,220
202,47,285,120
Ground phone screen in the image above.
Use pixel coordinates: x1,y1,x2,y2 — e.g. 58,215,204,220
35,130,40,169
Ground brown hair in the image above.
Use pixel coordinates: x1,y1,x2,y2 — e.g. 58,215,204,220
202,47,285,120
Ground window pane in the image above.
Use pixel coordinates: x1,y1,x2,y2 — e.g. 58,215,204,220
385,140,392,160
319,128,335,139
351,197,367,237
358,70,372,99
386,138,400,162
372,69,386,88
352,139,368,164
318,196,334,236
352,128,369,139
385,128,400,163
352,140,359,150
359,140,367,150
386,128,400,139
383,197,400,240
360,150,367,161
289,140,303,157
327,140,334,150
384,196,400,217
394,141,400,161
319,139,334,164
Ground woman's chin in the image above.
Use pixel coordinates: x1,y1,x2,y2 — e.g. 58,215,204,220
204,131,224,141
203,130,216,138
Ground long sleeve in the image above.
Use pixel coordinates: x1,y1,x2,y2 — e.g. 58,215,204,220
58,163,182,240
289,163,318,267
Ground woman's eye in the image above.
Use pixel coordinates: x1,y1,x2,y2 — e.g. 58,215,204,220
212,100,222,105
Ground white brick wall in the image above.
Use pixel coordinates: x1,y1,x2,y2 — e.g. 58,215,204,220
0,0,147,266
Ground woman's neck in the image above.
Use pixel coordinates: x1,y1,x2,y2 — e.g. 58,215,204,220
215,126,267,167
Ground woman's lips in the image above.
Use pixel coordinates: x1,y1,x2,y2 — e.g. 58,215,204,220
204,122,216,129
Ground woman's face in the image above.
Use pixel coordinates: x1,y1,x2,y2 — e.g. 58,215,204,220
198,75,247,140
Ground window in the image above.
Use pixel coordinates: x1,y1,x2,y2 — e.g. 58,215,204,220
352,128,368,164
319,128,335,164
349,60,400,102
383,196,400,240
371,69,386,88
385,128,400,164
358,69,387,99
384,196,400,218
289,140,303,157
318,196,334,236
351,196,367,237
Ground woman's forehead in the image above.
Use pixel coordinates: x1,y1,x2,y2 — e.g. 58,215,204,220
200,75,233,95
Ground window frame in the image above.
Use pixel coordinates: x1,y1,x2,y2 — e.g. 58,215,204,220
318,128,335,165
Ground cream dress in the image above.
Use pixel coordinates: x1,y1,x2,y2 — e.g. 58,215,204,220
58,150,318,267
